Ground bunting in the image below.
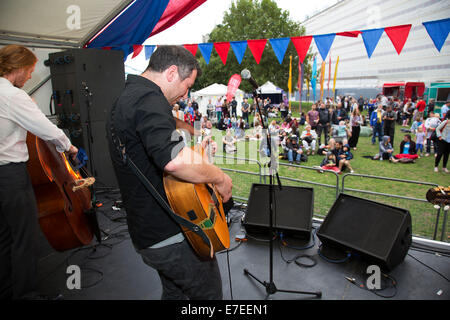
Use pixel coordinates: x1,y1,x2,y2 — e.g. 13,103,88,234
291,36,313,63
314,33,336,60
145,45,156,60
361,28,384,58
423,18,450,52
230,41,247,64
184,44,198,56
198,43,213,64
119,19,447,70
247,39,267,64
132,45,143,58
384,24,412,55
269,37,291,64
214,42,231,65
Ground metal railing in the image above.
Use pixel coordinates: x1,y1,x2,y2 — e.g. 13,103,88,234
213,156,448,242
341,173,447,241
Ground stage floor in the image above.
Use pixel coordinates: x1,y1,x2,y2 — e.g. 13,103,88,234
35,194,450,301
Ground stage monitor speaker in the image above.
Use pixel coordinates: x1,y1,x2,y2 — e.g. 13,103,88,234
243,184,314,239
317,194,412,270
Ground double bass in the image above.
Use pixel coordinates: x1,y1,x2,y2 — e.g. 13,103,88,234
26,132,97,251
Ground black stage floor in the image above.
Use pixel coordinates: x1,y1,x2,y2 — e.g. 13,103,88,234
35,193,450,302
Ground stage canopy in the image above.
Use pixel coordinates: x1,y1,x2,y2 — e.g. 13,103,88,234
0,0,206,51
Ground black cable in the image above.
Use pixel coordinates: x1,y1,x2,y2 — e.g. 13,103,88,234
278,243,317,268
347,272,398,299
226,249,233,300
407,253,450,283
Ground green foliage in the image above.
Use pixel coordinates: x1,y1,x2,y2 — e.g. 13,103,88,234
192,0,313,93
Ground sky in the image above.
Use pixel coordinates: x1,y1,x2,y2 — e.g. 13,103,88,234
145,0,340,45
126,0,339,72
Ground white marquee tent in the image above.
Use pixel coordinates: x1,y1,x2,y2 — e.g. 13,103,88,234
191,83,245,117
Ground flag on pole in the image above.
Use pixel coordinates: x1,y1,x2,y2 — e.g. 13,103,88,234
327,55,332,98
298,61,304,113
311,56,317,102
333,56,339,97
288,55,292,111
320,61,326,101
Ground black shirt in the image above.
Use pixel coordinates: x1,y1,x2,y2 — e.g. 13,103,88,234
106,75,185,250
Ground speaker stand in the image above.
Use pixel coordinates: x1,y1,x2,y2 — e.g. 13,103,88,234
242,89,321,300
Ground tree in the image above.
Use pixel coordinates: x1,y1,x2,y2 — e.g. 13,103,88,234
192,0,313,95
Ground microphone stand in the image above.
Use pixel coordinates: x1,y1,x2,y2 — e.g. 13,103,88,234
243,88,321,300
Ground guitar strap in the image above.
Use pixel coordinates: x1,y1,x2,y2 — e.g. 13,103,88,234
108,103,213,253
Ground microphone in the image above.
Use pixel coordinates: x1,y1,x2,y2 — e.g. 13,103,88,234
240,69,259,90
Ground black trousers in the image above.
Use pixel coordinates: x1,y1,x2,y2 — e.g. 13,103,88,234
0,162,39,299
138,240,222,300
435,139,450,168
317,123,329,145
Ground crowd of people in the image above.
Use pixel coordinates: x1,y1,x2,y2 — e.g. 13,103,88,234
173,93,450,174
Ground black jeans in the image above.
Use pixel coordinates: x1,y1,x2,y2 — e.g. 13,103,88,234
138,240,222,300
435,139,450,168
0,162,39,299
317,123,329,145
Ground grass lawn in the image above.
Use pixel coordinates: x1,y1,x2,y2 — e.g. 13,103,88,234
208,105,449,241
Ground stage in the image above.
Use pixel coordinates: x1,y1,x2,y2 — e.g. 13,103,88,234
35,193,450,301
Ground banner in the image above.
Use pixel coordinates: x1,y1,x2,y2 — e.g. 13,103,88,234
320,61,326,101
332,56,339,97
226,74,242,102
288,55,292,111
298,61,304,113
327,55,331,98
311,56,317,102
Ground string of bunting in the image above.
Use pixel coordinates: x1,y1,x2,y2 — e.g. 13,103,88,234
101,18,449,63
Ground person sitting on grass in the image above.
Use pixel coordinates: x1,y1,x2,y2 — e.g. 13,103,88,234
374,135,398,162
317,138,336,156
222,129,237,154
337,144,354,173
301,124,318,155
287,135,306,164
394,134,418,161
319,151,340,173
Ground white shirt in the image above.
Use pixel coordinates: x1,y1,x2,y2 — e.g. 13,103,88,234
0,77,71,165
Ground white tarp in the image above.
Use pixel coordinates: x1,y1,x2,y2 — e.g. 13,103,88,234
191,83,245,117
258,81,283,94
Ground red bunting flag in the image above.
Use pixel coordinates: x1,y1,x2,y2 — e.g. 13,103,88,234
290,36,313,63
214,42,231,65
336,31,362,37
132,45,143,58
102,46,112,50
247,39,267,64
384,24,412,55
183,44,198,56
226,74,242,102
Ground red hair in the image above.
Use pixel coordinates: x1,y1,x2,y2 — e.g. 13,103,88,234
0,45,37,76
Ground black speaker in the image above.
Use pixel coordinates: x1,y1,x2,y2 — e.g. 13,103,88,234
317,194,412,270
243,184,314,239
48,48,125,188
